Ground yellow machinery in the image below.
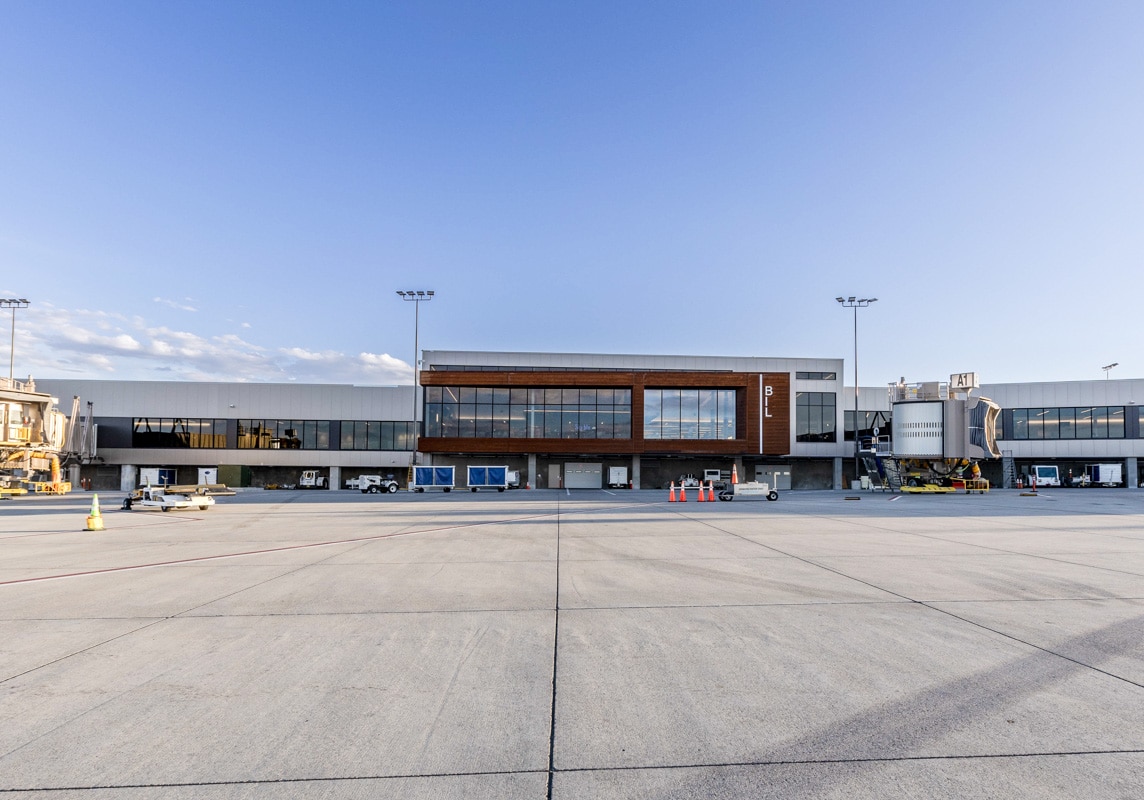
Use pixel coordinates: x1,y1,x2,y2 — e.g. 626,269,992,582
1,378,79,495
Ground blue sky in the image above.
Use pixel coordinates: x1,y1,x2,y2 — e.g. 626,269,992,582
2,1,1142,387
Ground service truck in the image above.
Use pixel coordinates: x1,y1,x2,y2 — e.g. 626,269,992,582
1085,463,1123,487
467,466,510,492
412,466,454,492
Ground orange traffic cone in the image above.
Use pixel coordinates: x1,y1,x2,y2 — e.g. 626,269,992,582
732,464,739,485
669,481,677,502
697,481,706,502
679,483,687,502
86,493,104,532
707,481,716,502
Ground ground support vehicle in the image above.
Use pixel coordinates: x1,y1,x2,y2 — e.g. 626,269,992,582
718,481,778,501
1084,463,1122,487
299,470,328,489
1029,465,1061,488
0,477,28,497
467,466,510,492
676,474,702,488
123,485,215,512
949,478,990,494
412,466,454,492
164,483,235,496
704,469,729,490
608,466,629,488
360,474,400,494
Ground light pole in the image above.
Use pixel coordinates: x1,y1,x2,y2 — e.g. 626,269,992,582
1,298,30,386
836,296,877,488
396,290,434,460
1102,362,1118,380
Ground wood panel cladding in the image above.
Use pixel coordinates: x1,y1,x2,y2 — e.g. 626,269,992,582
418,370,791,456
747,373,792,455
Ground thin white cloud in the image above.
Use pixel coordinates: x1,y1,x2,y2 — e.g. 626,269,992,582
281,347,334,362
12,303,412,384
153,297,198,312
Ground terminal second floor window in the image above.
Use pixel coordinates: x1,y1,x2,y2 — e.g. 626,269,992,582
340,421,416,450
845,410,891,443
133,418,226,448
1007,407,1125,440
643,389,736,440
796,392,836,442
423,386,633,439
237,420,330,449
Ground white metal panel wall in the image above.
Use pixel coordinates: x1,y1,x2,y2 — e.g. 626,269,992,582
36,380,413,421
422,350,842,378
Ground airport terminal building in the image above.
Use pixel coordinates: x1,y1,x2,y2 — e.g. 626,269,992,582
35,350,1144,491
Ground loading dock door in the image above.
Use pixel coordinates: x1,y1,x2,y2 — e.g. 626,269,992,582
564,462,603,489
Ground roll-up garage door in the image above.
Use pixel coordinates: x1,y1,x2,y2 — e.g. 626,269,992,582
563,462,603,489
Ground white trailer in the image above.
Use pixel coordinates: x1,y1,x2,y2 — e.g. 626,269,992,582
412,466,454,492
467,466,510,492
1085,463,1122,487
608,466,628,488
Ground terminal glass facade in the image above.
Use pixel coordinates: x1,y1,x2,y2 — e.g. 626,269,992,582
340,421,416,451
643,389,736,440
1007,407,1126,440
422,386,633,439
237,420,330,450
844,410,892,443
796,392,836,442
132,418,226,449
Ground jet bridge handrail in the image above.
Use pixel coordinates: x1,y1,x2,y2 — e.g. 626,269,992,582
888,381,950,403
